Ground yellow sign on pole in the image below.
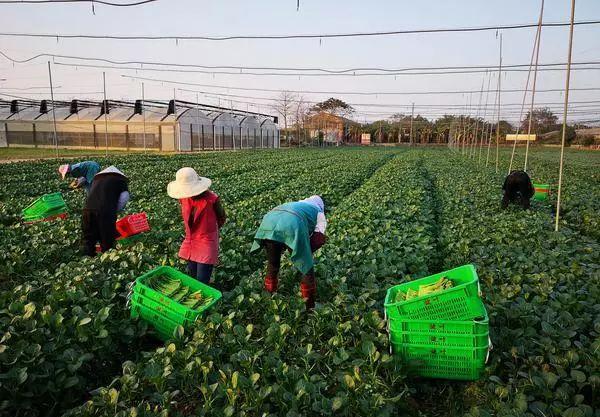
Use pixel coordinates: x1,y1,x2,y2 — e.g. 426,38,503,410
506,134,537,141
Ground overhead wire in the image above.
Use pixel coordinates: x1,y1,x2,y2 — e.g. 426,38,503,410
0,0,158,6
2,50,600,74
0,18,597,40
54,61,600,77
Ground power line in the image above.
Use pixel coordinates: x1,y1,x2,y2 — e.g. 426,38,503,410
0,19,598,40
122,74,600,96
53,61,600,78
2,50,600,74
0,0,158,6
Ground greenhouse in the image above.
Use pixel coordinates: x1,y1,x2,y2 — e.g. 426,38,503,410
0,99,280,151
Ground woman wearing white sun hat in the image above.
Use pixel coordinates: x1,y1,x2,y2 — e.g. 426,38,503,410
168,167,226,284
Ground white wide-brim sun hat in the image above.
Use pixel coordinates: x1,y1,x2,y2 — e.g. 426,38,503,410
167,167,212,199
95,165,127,178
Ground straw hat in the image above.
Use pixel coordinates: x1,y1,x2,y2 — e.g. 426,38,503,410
95,166,127,178
58,164,70,180
167,167,212,199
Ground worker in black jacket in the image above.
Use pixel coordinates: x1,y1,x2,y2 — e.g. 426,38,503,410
82,166,130,256
502,170,535,209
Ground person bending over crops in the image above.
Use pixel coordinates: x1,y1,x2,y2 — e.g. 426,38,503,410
167,168,226,285
251,195,327,310
502,170,535,209
82,166,129,256
58,161,101,194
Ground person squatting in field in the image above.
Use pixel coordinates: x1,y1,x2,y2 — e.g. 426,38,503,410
251,195,328,310
81,166,130,256
502,170,535,209
167,167,227,284
58,161,101,194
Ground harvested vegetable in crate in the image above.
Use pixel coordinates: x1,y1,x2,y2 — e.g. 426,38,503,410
146,273,214,310
395,276,454,302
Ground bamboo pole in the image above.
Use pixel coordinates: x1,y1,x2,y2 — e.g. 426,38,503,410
555,0,576,232
47,61,59,158
525,0,545,172
495,34,503,173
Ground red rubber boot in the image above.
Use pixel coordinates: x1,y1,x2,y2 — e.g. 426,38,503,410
300,275,316,310
264,275,278,293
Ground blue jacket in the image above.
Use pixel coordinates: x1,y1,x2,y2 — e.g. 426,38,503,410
250,201,319,274
70,161,100,192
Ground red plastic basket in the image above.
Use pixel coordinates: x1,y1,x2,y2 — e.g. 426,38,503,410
116,213,150,238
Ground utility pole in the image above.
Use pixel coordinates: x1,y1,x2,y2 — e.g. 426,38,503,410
555,0,576,232
103,72,108,157
47,61,59,158
409,103,414,146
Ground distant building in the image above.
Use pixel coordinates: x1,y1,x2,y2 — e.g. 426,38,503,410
0,99,279,151
304,112,359,144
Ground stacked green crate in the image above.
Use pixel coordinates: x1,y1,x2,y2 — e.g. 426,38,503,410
130,266,222,340
384,264,490,380
22,192,67,222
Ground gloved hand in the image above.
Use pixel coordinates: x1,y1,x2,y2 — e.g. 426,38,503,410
310,232,327,252
70,177,86,189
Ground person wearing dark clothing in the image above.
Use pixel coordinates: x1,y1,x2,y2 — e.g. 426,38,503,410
82,166,129,256
502,170,535,209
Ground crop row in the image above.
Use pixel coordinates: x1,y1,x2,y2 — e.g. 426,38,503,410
423,150,599,417
0,149,393,416
63,153,444,416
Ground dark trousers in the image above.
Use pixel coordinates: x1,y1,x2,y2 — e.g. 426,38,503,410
502,191,531,209
82,209,117,256
188,261,214,284
264,239,314,280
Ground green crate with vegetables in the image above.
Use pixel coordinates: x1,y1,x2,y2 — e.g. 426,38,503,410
384,264,485,321
22,192,67,221
130,300,181,341
132,266,222,322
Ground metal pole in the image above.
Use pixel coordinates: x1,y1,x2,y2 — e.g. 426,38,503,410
495,34,503,173
525,0,545,172
555,0,576,232
196,92,201,152
142,82,146,154
479,72,492,163
409,103,414,146
47,61,59,158
103,72,108,157
487,73,500,167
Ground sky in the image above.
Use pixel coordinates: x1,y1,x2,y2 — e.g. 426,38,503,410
1,0,599,125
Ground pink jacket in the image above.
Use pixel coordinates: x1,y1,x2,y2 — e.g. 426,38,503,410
178,191,221,264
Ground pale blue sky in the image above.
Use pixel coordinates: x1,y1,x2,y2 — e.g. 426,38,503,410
1,0,599,124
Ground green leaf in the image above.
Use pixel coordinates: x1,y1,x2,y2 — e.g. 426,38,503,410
250,373,260,385
343,374,355,389
332,397,343,412
570,369,586,383
78,317,92,326
108,388,119,405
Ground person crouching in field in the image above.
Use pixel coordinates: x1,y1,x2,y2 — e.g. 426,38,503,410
59,161,101,194
82,166,129,256
502,170,535,209
251,195,328,310
168,168,226,284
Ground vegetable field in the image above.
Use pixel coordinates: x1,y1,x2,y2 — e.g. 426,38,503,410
0,148,598,417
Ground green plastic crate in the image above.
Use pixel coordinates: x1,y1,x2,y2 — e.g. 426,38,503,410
130,300,180,341
117,233,147,247
388,310,489,348
22,192,67,219
391,342,489,380
384,264,485,321
131,292,196,327
533,183,550,201
133,266,222,322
